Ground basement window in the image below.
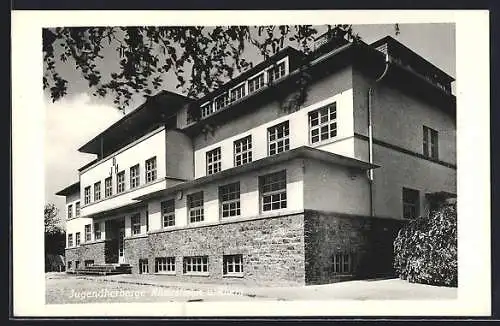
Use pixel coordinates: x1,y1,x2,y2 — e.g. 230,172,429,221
155,257,175,273
332,253,351,274
84,260,94,267
223,254,243,276
183,256,208,274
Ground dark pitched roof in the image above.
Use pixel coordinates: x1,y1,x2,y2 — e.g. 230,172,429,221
55,181,80,196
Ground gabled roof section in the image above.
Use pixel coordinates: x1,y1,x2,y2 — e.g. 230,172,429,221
370,36,455,83
55,181,80,196
78,90,194,155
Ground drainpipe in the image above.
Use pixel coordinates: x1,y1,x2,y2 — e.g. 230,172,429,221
367,52,390,217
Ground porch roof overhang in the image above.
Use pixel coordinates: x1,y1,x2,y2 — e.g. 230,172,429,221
133,146,378,202
83,200,146,220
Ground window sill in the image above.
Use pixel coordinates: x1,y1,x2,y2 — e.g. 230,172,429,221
155,272,176,276
126,234,148,240
223,273,244,278
183,272,210,277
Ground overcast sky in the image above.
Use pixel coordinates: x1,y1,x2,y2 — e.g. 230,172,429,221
45,23,456,224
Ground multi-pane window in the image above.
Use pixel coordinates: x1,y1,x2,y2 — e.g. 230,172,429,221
219,182,241,218
206,147,222,175
223,254,243,275
230,84,246,102
309,103,337,144
85,260,94,267
187,192,204,223
131,214,141,235
155,257,176,273
105,177,112,197
117,171,125,193
75,261,80,269
234,135,252,166
75,201,80,217
248,73,265,93
161,199,175,228
268,121,290,156
183,256,208,274
67,234,73,247
94,181,101,201
260,170,287,211
84,186,91,204
214,93,229,111
332,253,351,274
94,222,101,240
75,232,81,246
201,102,214,118
145,157,157,183
139,259,149,274
84,224,91,242
403,187,420,219
268,61,286,82
67,204,73,219
423,126,439,159
130,164,140,189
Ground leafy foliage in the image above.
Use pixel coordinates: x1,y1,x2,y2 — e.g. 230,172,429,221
393,199,457,287
45,203,66,258
43,25,361,111
44,203,61,234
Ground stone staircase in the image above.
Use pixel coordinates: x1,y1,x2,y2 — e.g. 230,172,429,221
68,264,132,276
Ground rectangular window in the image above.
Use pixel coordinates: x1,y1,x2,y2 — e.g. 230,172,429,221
94,181,101,201
206,147,222,175
219,182,241,218
183,256,208,274
75,201,80,217
139,259,149,274
84,224,91,242
268,61,286,82
309,103,337,144
260,170,287,211
145,157,157,183
201,102,214,118
131,213,141,235
214,93,229,111
117,171,125,193
67,261,72,270
268,121,290,156
230,84,246,102
423,126,439,159
234,135,252,166
67,204,73,219
84,186,91,204
155,257,176,273
105,177,112,197
94,222,101,240
403,187,420,219
223,254,243,275
161,199,175,228
75,261,80,269
130,164,140,189
67,234,73,247
84,260,94,267
248,73,265,93
332,253,351,274
75,232,81,246
187,192,204,223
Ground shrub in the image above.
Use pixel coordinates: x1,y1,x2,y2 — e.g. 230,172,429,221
393,200,457,287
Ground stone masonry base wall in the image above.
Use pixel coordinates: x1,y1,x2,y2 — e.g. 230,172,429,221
124,214,306,286
65,241,107,269
304,210,402,285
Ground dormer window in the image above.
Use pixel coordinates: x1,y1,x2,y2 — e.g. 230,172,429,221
268,61,286,83
230,84,246,102
214,93,229,111
248,73,265,93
